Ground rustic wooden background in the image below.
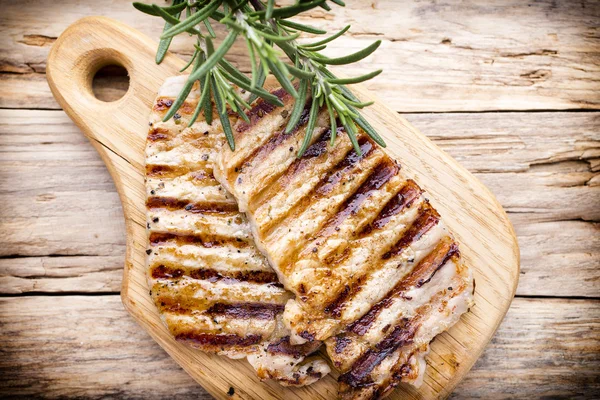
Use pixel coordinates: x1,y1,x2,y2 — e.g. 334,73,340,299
1,0,599,398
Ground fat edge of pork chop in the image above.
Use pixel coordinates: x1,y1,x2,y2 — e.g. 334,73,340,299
145,75,329,386
212,88,475,398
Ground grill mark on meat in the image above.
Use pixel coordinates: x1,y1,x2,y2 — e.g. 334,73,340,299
371,349,420,399
153,98,197,115
249,126,342,213
176,332,263,347
347,238,458,336
149,232,249,248
323,185,432,318
313,158,399,242
267,336,321,357
147,196,238,214
382,204,440,260
261,137,376,239
325,275,367,318
338,317,419,388
147,126,172,141
206,302,285,320
315,138,374,196
231,102,313,186
236,88,290,134
151,264,280,285
146,164,192,178
334,336,352,354
360,179,422,236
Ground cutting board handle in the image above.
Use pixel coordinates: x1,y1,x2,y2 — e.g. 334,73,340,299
47,16,185,168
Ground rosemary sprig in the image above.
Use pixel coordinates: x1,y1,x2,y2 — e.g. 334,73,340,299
134,0,384,155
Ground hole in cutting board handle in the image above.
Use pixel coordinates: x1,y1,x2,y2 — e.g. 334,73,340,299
92,64,130,102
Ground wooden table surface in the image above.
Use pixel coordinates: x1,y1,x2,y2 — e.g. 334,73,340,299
1,1,598,398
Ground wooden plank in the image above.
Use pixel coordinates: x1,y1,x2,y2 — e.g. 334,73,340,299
0,296,211,399
453,298,600,398
0,296,597,399
0,256,122,294
1,0,599,111
2,109,597,296
1,109,598,296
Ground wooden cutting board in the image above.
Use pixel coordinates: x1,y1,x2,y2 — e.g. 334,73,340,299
46,16,519,400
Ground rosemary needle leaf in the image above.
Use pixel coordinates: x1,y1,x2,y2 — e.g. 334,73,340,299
266,60,298,98
211,75,235,150
202,76,213,125
285,78,308,133
203,19,217,38
189,31,238,82
161,0,222,39
179,49,199,72
152,5,200,35
218,59,251,85
303,25,350,48
218,67,283,106
278,20,327,34
133,1,187,17
344,117,361,155
325,97,338,145
252,0,326,19
255,29,301,43
331,0,346,5
326,69,382,85
352,111,386,147
320,3,332,11
266,0,275,19
286,64,316,79
297,93,320,157
312,40,381,65
298,43,327,52
248,60,266,103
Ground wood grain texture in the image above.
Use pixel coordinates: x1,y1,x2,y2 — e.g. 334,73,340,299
1,0,599,111
1,109,597,296
44,16,519,400
1,296,598,399
1,1,599,399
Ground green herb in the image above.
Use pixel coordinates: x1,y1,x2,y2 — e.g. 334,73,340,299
134,0,385,156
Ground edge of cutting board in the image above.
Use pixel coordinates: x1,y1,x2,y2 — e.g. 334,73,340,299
46,16,519,400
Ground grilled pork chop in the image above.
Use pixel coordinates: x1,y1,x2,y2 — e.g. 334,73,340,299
145,76,329,386
213,88,474,398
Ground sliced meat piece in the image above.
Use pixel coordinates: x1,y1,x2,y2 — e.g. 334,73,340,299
146,76,329,386
213,87,475,398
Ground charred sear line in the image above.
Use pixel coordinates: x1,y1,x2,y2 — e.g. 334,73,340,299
339,318,418,388
206,302,285,320
147,126,172,141
236,88,290,133
146,164,191,178
382,204,440,260
300,124,334,158
261,135,376,240
151,264,280,285
147,196,238,214
315,158,399,240
334,336,352,354
148,232,249,248
316,137,374,196
153,98,174,111
324,275,367,318
267,336,321,357
360,179,422,236
235,101,313,175
176,332,263,347
348,238,458,336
